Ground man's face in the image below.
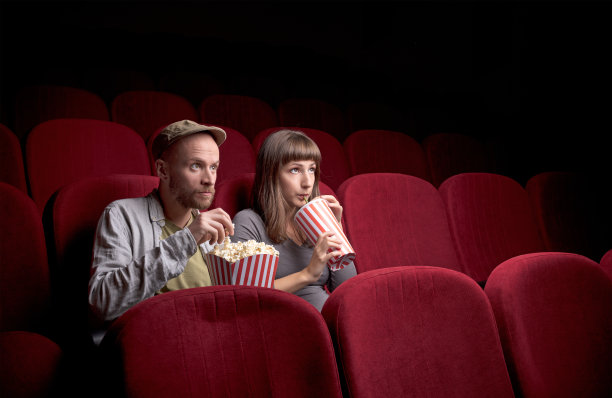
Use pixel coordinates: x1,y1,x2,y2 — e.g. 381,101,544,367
162,133,220,210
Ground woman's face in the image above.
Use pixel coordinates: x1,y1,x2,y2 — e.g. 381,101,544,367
279,159,316,210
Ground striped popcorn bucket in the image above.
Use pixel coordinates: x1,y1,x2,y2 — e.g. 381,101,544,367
204,253,279,288
294,197,356,271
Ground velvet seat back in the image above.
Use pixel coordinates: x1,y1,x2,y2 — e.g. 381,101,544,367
26,119,150,213
49,174,160,338
0,183,50,332
0,123,27,193
199,94,278,142
526,171,611,262
422,132,493,187
439,173,545,282
337,173,460,274
322,266,515,398
111,90,198,140
485,252,612,398
103,286,343,398
0,331,63,398
278,98,347,139
15,85,109,140
344,129,430,181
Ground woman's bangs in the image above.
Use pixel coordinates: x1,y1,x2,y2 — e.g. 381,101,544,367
281,135,321,165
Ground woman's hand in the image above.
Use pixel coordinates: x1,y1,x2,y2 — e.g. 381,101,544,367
320,194,343,225
302,230,343,283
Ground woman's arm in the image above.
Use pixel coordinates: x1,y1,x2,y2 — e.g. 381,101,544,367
274,231,342,293
233,210,343,294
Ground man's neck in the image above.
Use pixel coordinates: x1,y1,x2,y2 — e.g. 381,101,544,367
159,187,192,228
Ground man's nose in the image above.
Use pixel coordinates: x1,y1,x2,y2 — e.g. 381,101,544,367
201,169,215,185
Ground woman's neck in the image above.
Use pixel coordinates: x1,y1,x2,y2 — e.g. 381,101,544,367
285,219,305,246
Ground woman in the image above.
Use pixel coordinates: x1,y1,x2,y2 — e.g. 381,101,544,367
232,129,356,311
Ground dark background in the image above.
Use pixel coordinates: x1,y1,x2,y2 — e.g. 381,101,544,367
1,0,610,185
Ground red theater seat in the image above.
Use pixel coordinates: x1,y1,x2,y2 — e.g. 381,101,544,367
422,132,493,187
15,85,109,140
526,171,611,261
102,286,343,398
343,129,431,181
439,173,546,283
26,119,150,213
111,90,199,140
0,123,27,193
199,94,278,142
600,249,612,281
0,331,63,398
253,127,351,191
212,173,255,219
322,266,514,398
485,252,612,398
49,174,160,342
0,183,50,332
337,173,461,274
278,98,346,139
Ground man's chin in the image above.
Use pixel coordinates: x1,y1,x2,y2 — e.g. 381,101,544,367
194,196,214,210
178,195,214,210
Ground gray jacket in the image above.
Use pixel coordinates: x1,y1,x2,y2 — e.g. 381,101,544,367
88,190,214,321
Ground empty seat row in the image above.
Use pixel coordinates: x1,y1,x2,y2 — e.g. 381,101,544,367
9,85,410,141
4,117,504,209
9,86,490,186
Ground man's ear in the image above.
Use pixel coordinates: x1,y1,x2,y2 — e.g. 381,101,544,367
155,158,168,180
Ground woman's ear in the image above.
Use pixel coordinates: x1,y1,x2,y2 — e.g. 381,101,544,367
155,158,168,180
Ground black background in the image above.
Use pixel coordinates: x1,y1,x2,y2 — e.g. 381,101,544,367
1,0,610,185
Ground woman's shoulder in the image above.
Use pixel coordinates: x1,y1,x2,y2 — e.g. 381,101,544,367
232,208,267,242
233,208,265,230
233,208,262,222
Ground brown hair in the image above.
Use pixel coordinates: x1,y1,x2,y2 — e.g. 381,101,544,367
252,129,322,243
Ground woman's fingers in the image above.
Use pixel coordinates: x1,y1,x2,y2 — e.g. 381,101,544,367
320,195,343,223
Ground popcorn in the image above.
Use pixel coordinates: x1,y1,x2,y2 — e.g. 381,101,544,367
205,236,280,288
210,236,279,263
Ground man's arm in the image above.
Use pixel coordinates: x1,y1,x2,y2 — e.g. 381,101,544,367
88,205,198,321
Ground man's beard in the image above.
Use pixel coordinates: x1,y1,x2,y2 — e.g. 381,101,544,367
169,177,215,210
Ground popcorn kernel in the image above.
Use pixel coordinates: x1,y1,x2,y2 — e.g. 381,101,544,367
210,236,279,263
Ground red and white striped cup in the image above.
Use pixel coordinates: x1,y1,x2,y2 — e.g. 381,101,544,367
204,253,279,288
294,197,355,271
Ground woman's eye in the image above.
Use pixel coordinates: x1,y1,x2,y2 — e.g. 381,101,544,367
290,168,299,174
308,168,316,173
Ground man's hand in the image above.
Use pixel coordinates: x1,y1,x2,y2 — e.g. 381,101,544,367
187,208,234,245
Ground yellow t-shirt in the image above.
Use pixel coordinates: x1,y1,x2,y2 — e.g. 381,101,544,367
158,214,212,293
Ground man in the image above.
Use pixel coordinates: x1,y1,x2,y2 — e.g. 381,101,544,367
88,120,234,323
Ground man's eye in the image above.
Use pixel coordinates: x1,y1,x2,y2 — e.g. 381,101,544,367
190,163,201,170
211,165,218,171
